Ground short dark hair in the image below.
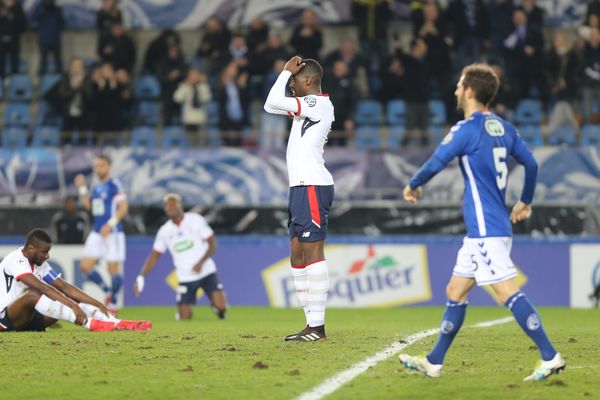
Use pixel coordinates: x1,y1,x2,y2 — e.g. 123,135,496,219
461,64,499,106
25,229,52,248
96,154,112,165
297,58,323,85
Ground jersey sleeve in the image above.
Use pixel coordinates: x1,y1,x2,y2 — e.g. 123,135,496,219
264,71,301,116
111,179,127,202
195,214,214,240
40,262,62,285
509,127,538,204
8,256,33,281
152,227,168,254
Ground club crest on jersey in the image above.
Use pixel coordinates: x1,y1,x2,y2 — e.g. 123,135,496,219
484,119,505,137
304,96,317,107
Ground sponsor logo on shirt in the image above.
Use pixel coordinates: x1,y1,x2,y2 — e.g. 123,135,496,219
304,96,317,107
173,239,194,253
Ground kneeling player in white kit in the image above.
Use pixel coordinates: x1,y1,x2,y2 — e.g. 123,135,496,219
264,56,335,341
0,229,151,332
134,194,227,320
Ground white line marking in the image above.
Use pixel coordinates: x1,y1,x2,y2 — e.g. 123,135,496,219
296,317,514,400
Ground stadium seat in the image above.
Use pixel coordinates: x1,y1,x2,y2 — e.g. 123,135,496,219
4,102,31,127
31,127,61,147
355,100,383,126
4,58,28,74
386,99,406,127
134,75,161,100
130,127,157,148
1,127,28,148
387,126,405,149
547,124,577,146
135,101,160,126
6,74,33,101
39,73,61,97
582,124,600,145
428,99,446,127
35,101,63,128
517,125,543,148
429,125,447,145
162,126,188,148
355,126,381,150
515,99,542,125
205,101,221,147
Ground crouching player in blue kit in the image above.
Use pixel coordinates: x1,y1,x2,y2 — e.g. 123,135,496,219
399,64,564,381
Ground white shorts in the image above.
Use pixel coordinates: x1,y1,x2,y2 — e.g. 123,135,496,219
83,231,126,263
452,236,517,286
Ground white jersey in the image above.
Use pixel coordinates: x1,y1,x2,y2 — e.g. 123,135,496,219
264,70,335,187
0,248,61,310
153,213,217,283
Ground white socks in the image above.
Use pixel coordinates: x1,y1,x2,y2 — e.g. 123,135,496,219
305,260,329,327
291,265,310,325
35,295,91,329
78,303,119,323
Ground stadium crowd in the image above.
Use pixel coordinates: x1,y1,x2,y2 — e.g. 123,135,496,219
1,0,600,148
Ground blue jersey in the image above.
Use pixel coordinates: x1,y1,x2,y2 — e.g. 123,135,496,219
90,178,126,233
410,111,538,238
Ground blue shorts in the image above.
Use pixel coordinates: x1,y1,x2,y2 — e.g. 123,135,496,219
0,307,46,332
288,185,334,242
176,273,224,305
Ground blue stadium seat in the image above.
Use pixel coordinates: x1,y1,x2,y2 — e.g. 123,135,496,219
134,75,161,100
517,125,543,148
387,126,405,149
31,127,61,147
6,74,33,101
39,74,61,97
205,100,220,128
2,127,28,148
135,101,160,126
35,101,63,128
4,102,30,127
4,58,28,74
515,99,542,125
429,99,446,127
130,127,157,147
355,126,381,150
429,125,447,144
386,99,406,127
582,124,600,145
547,124,577,146
162,126,188,148
355,100,383,126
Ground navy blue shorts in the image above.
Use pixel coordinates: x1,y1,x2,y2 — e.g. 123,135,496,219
288,185,334,242
0,307,46,332
177,273,224,305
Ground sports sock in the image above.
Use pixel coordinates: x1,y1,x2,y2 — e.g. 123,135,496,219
35,295,91,329
305,260,329,327
427,300,467,365
291,265,310,325
505,292,557,361
86,270,110,293
110,274,123,304
78,303,118,322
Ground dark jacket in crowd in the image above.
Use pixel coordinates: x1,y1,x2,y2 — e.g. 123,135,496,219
98,32,136,72
33,2,64,48
143,29,181,75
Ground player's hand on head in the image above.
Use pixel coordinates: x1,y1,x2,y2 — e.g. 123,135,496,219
74,174,86,188
403,185,423,204
510,201,532,224
284,56,305,76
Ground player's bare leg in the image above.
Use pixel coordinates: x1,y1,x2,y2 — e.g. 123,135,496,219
177,304,193,320
80,257,110,297
208,290,227,319
400,275,475,376
106,261,123,310
491,278,564,381
6,289,45,330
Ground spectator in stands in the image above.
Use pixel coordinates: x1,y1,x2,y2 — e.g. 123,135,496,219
503,8,545,99
218,62,249,147
246,17,271,100
487,0,515,64
489,63,516,120
196,16,231,75
96,0,122,39
48,196,89,244
143,29,181,75
46,58,94,138
447,0,489,70
579,14,600,46
260,59,289,150
0,0,27,78
401,38,431,147
418,2,451,100
290,9,323,60
380,50,406,103
542,32,580,143
324,38,363,82
97,22,136,73
352,0,391,96
582,28,600,124
158,44,187,126
227,33,249,72
173,68,212,146
115,68,134,128
246,17,269,57
327,61,359,147
251,34,291,80
33,0,64,75
520,0,544,33
91,63,130,142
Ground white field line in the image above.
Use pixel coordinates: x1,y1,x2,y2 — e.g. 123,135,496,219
296,316,514,400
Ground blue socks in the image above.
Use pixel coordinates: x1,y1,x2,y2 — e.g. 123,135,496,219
505,292,557,361
110,274,124,304
427,300,467,365
86,270,109,292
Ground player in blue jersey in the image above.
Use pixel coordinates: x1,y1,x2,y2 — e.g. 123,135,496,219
75,155,128,311
399,64,564,381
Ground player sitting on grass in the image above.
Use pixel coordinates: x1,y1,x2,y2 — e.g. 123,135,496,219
0,229,151,332
399,64,564,381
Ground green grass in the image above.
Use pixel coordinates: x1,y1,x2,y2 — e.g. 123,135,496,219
1,307,598,400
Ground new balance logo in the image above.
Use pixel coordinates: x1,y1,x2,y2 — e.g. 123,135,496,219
302,232,311,238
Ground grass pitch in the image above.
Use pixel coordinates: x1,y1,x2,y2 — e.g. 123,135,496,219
1,307,598,400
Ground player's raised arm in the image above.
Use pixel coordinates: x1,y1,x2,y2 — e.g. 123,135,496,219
134,249,162,297
75,174,91,210
264,56,306,115
509,131,539,224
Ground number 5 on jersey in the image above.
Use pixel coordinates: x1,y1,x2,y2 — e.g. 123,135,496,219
493,147,507,190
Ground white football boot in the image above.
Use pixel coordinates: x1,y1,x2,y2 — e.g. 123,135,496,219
399,354,443,378
524,352,566,381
